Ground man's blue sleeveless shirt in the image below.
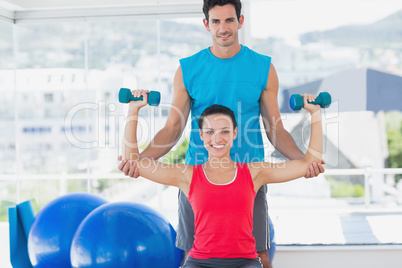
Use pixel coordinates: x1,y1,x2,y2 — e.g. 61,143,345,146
180,45,271,165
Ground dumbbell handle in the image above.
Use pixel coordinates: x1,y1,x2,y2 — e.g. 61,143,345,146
119,88,161,106
289,92,331,111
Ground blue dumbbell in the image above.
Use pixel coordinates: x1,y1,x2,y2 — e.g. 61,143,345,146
289,92,331,111
118,88,161,106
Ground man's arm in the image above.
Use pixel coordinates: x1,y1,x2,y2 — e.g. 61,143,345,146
252,96,323,189
119,66,191,177
260,63,325,177
140,66,191,159
120,90,192,192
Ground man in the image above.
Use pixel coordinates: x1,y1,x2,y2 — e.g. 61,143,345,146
119,1,325,267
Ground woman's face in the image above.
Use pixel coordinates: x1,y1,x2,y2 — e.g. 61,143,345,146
199,113,237,158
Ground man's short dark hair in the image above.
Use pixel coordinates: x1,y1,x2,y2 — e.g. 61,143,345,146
198,104,237,130
202,0,242,22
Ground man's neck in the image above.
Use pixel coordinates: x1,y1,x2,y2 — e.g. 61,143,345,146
209,43,242,59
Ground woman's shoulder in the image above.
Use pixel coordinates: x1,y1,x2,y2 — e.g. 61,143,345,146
242,161,271,178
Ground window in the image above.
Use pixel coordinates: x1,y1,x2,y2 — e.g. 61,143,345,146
44,93,53,102
0,13,212,215
1,4,401,256
0,21,15,176
248,0,402,247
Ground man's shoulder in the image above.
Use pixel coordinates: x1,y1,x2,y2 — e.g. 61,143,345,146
179,48,209,80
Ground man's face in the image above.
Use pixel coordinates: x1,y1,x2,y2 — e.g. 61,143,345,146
203,4,244,48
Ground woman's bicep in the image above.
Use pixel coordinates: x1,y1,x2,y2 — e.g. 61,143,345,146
137,159,185,187
257,160,308,184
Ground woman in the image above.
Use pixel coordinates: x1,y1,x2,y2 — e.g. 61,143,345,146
121,90,323,268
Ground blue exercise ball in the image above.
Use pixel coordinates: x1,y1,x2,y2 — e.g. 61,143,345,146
28,192,108,268
71,202,184,268
268,217,276,261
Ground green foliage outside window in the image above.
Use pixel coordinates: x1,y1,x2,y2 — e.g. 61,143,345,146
327,177,365,198
163,139,189,165
386,112,402,183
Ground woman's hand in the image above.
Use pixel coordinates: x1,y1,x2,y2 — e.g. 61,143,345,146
128,89,149,113
302,93,321,114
